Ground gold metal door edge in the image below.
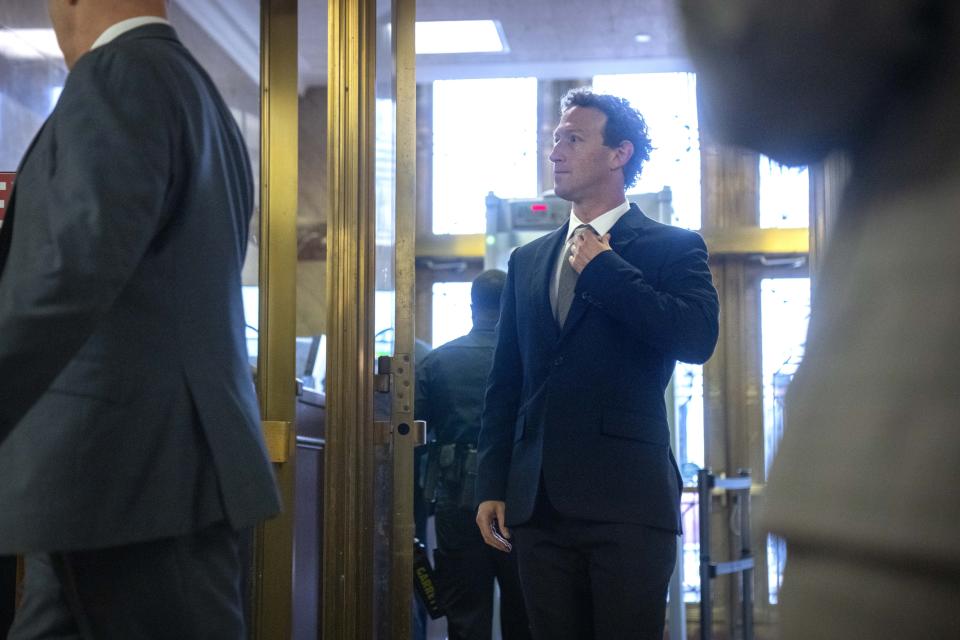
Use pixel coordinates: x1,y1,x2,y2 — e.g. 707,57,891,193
253,1,299,639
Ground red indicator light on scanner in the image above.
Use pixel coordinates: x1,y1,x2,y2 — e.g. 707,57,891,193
530,204,548,213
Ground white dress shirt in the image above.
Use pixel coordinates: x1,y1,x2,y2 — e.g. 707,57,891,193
552,200,631,299
91,16,171,51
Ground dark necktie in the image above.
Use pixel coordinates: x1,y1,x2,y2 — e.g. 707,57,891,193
555,224,594,327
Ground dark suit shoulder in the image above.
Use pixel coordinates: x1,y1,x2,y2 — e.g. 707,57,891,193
625,216,708,263
67,37,178,110
653,219,706,244
624,207,704,241
646,211,703,242
72,25,197,92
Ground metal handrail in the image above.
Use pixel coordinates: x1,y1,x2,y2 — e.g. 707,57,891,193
698,468,754,640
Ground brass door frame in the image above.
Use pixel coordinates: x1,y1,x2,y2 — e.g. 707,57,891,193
323,0,378,637
253,0,299,638
323,0,417,636
389,0,418,635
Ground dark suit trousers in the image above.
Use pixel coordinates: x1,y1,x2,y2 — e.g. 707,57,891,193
1,556,16,637
434,501,531,640
8,522,247,640
512,491,676,640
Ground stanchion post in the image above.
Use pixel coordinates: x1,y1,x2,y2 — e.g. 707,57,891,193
698,468,713,640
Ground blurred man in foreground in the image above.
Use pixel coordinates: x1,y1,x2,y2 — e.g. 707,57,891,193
681,1,960,637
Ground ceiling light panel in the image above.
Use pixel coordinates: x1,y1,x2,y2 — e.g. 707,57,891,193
416,20,508,55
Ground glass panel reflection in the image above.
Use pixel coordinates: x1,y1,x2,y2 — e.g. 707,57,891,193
761,276,811,604
296,0,329,392
292,2,328,638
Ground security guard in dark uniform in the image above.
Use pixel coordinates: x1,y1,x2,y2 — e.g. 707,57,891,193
416,270,531,640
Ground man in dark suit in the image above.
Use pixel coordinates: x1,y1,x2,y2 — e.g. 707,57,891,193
475,89,719,639
0,1,280,637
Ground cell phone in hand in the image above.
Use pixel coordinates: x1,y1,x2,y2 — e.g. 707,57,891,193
491,521,512,552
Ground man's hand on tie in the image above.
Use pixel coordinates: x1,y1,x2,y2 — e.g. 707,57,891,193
569,230,612,273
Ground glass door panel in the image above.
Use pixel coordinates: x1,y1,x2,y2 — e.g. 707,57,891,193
292,0,328,637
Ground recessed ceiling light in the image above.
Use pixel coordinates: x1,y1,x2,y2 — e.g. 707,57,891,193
416,20,508,55
0,29,62,60
634,33,653,44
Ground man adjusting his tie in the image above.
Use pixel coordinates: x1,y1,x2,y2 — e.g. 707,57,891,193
476,89,719,640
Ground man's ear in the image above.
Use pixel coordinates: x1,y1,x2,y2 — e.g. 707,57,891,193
610,140,634,171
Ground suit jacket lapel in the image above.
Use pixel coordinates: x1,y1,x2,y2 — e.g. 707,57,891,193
557,205,647,340
532,225,566,340
608,204,646,254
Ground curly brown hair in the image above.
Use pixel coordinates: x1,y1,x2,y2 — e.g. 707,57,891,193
560,88,653,189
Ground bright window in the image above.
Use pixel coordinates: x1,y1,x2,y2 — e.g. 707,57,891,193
432,78,538,235
759,156,809,228
592,73,701,230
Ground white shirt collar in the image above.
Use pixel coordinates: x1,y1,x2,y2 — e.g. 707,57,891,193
91,16,171,51
565,200,631,240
